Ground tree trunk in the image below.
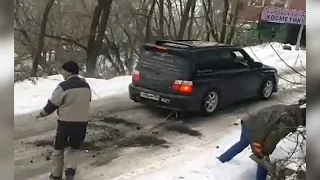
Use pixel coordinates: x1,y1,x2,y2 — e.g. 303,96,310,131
126,51,134,74
85,56,96,77
205,20,210,41
220,0,229,43
47,50,54,75
86,4,101,77
113,46,126,75
159,0,164,38
166,0,178,38
202,0,219,41
86,0,113,77
40,49,48,71
87,5,102,53
177,0,195,39
145,0,157,42
226,1,241,44
30,0,55,77
102,47,122,75
48,49,52,62
187,1,196,39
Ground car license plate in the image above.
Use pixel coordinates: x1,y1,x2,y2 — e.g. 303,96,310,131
140,92,160,101
161,97,170,104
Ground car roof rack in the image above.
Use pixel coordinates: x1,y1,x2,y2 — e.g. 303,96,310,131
153,40,236,50
155,40,193,49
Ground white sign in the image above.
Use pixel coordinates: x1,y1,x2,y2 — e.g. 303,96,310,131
261,6,305,25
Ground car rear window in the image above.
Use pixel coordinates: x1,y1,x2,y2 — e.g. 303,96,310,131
137,50,190,79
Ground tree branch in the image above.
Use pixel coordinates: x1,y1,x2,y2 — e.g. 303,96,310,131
43,34,89,51
14,27,88,51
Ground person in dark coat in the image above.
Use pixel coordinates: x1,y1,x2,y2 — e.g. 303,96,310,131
217,103,306,180
36,61,92,180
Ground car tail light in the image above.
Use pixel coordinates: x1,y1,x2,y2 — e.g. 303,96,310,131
172,80,193,94
156,46,168,51
155,46,167,53
132,69,140,83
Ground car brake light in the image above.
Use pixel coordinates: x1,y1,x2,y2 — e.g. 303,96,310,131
155,46,167,53
132,70,140,83
172,80,193,94
155,46,167,50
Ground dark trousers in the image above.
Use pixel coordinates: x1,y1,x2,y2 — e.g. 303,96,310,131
54,120,88,150
218,124,274,180
51,120,88,177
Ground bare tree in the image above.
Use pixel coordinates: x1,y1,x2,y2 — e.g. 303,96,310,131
86,0,113,77
159,0,165,38
202,0,219,41
187,0,196,39
145,0,157,42
220,0,229,43
15,0,243,80
226,0,241,44
30,0,55,77
166,0,178,38
177,0,196,39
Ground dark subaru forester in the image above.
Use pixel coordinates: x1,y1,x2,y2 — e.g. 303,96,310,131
129,40,278,116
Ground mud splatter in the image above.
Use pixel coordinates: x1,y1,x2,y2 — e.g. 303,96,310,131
165,124,202,137
117,135,167,147
101,116,140,127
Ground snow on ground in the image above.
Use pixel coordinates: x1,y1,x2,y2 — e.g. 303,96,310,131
244,42,306,75
14,43,306,180
14,42,306,116
129,128,306,180
14,75,131,115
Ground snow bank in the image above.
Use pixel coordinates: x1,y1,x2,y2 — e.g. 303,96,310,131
14,75,131,115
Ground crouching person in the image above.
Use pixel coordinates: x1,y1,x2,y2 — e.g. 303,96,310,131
217,103,306,180
36,61,91,180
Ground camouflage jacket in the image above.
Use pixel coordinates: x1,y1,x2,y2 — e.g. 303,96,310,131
242,104,304,155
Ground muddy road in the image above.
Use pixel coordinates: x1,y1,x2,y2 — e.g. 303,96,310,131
14,73,305,180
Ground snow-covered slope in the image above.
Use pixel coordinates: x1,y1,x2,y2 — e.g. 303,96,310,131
14,75,131,115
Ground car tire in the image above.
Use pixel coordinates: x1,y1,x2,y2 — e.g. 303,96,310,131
130,96,138,102
260,77,274,100
200,89,220,116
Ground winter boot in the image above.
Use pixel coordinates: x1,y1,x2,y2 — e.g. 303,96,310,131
49,174,62,180
65,168,76,180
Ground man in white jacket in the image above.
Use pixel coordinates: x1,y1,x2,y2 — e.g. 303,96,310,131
36,61,91,180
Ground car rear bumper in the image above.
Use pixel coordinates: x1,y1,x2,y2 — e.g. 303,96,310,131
129,83,200,112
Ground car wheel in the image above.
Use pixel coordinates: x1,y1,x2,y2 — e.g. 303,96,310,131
200,89,220,116
260,78,274,100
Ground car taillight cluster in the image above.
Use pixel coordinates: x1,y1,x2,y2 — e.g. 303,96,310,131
172,80,193,94
155,45,167,53
132,69,140,83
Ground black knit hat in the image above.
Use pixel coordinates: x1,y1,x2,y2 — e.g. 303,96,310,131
61,61,79,74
